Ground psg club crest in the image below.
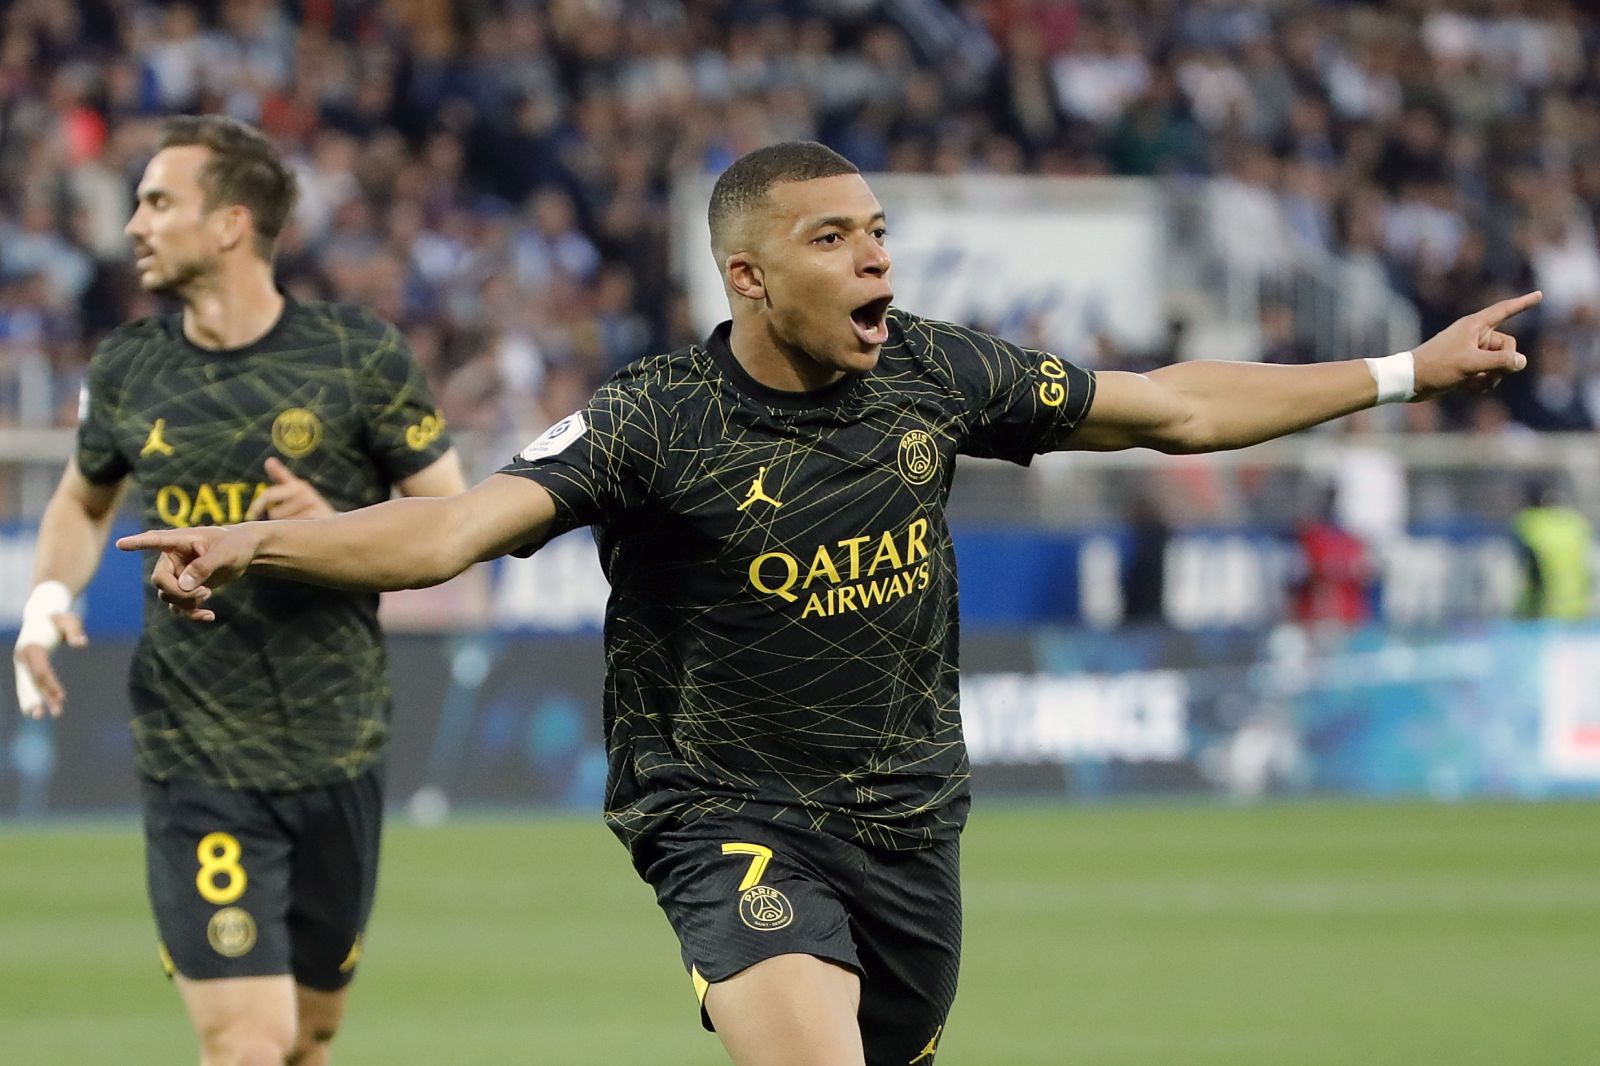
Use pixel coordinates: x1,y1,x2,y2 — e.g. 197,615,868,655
898,429,938,486
738,885,794,931
272,407,323,459
206,907,258,957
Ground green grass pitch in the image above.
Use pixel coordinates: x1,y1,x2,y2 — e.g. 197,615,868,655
2,801,1596,1064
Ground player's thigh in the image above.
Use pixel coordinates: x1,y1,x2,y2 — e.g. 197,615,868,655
640,817,864,1029
854,836,963,1066
284,770,385,992
704,953,865,1066
142,776,294,982
174,973,297,1055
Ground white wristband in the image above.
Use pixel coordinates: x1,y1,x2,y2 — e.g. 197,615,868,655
1364,350,1416,405
18,581,72,651
14,581,72,714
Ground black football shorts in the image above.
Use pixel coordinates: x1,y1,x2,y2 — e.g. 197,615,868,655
640,813,961,1065
141,769,382,990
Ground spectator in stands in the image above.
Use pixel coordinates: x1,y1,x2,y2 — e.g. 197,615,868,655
1290,486,1375,627
1513,478,1594,620
1,0,1599,458
1121,492,1171,625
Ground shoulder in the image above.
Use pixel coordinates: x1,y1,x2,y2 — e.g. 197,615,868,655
568,344,715,455
85,315,178,391
886,309,1006,362
875,308,986,387
294,299,398,345
292,301,414,376
598,342,712,409
91,313,176,365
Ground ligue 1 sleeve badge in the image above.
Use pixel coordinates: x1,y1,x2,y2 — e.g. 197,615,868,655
521,412,588,461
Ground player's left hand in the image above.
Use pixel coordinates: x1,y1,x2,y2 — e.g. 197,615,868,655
1411,290,1541,401
245,457,336,521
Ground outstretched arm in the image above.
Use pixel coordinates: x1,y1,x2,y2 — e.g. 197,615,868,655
1069,291,1540,453
117,473,555,621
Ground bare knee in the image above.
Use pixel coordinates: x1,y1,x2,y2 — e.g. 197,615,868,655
197,1020,296,1066
290,983,349,1066
286,1026,338,1066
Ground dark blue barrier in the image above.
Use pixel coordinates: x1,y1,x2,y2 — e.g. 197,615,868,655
0,519,1537,636
4,622,1598,818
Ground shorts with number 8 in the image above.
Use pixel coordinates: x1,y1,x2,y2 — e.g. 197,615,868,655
140,772,382,989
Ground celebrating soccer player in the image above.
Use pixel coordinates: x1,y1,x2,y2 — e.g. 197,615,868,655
13,116,465,1066
118,142,1537,1066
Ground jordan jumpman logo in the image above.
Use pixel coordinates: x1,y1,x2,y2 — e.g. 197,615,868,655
737,466,783,511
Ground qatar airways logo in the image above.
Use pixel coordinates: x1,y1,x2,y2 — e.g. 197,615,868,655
747,518,933,619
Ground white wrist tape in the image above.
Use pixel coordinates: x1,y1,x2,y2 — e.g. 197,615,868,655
18,581,72,650
14,581,72,713
1364,350,1416,405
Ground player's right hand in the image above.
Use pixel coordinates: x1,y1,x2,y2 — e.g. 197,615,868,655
115,526,262,623
13,605,86,719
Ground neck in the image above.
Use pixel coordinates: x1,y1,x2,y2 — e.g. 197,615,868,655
728,315,846,393
180,257,284,351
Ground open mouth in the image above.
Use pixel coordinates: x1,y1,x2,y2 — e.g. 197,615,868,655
849,296,892,347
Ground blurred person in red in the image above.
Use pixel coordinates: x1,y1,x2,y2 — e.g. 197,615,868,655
1291,485,1374,625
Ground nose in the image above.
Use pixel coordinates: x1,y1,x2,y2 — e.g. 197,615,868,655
859,237,890,278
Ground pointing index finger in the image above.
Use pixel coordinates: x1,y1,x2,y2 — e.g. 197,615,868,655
1476,290,1543,329
117,530,191,553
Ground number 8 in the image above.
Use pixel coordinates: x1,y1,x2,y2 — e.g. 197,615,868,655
196,832,247,905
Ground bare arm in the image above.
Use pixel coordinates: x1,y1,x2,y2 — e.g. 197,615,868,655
117,473,556,619
35,464,126,592
1069,292,1540,453
14,465,127,717
396,447,468,498
243,446,469,523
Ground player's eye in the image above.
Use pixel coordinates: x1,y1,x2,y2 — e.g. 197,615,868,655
814,232,843,245
872,228,888,241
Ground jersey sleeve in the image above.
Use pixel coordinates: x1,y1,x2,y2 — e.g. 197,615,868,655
75,338,131,485
497,375,662,552
358,317,454,483
920,318,1096,464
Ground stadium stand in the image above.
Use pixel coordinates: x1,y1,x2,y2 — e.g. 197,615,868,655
1,0,1597,447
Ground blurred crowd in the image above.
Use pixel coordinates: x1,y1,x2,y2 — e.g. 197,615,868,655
3,0,1600,449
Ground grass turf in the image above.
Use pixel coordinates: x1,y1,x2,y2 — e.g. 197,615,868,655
1,800,1596,1064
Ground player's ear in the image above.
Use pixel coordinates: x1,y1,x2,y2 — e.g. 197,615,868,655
725,251,765,303
213,204,251,253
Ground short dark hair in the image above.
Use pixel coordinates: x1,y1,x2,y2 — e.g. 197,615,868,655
708,141,859,252
157,115,299,259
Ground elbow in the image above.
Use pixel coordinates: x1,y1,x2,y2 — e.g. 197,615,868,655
407,503,476,588
1149,412,1219,455
409,555,468,590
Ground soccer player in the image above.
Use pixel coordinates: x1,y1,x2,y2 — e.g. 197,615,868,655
12,115,465,1066
118,142,1537,1066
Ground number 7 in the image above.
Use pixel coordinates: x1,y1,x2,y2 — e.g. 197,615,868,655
721,842,773,891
